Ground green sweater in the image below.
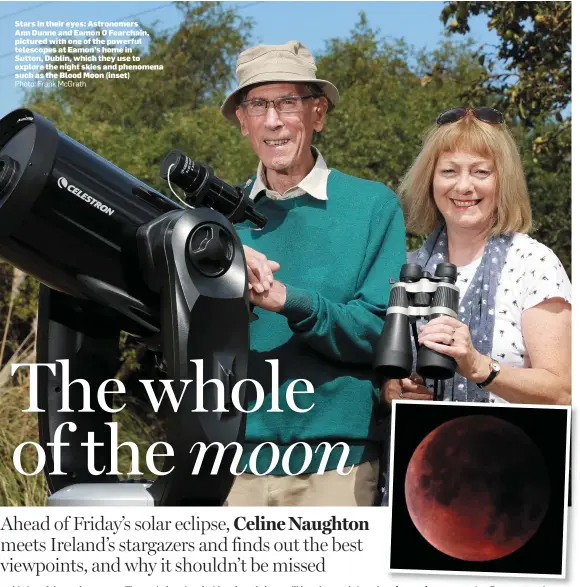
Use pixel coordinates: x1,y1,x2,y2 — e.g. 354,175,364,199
237,169,406,474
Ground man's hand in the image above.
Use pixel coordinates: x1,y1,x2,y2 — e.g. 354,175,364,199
243,245,280,293
381,374,433,407
250,280,287,313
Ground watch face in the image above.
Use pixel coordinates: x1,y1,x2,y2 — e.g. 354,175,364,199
491,360,501,372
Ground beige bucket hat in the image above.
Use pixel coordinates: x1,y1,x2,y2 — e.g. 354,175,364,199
221,40,340,124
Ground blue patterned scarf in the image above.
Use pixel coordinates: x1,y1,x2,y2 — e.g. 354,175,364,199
408,225,513,402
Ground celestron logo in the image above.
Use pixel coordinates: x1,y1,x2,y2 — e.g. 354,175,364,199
57,176,115,216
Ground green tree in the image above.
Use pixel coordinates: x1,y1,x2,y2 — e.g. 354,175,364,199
514,121,571,273
441,1,571,158
25,2,256,187
316,15,486,187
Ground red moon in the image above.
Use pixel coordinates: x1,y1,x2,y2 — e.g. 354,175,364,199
405,415,550,561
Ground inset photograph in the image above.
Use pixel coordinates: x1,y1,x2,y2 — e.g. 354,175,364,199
388,401,570,578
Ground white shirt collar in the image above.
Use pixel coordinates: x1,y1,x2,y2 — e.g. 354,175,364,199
247,147,329,201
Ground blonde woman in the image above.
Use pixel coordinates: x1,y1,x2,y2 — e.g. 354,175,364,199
383,107,571,406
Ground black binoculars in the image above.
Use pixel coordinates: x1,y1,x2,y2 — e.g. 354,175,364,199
374,262,460,385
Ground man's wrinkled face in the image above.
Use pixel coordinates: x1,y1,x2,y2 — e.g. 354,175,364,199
235,83,327,174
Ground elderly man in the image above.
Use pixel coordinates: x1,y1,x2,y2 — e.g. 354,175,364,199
220,40,406,506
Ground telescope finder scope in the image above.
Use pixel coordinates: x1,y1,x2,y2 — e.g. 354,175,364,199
160,150,267,228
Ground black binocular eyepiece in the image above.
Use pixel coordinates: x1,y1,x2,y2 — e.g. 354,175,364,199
399,263,423,282
400,261,457,283
374,262,460,388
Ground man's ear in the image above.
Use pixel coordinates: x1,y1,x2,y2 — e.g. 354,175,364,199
313,97,329,133
236,108,249,136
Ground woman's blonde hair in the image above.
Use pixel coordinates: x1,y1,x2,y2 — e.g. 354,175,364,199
399,114,532,236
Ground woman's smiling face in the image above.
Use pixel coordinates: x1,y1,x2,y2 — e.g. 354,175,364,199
432,150,497,232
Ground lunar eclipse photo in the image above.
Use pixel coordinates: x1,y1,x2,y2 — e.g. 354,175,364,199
405,415,549,562
388,402,570,577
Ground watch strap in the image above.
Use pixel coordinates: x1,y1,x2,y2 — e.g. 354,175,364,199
477,359,500,388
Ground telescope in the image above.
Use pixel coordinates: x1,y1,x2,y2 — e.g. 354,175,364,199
374,262,459,401
0,108,266,506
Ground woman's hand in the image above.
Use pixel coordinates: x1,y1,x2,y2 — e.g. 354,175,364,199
243,245,280,293
417,316,490,382
381,374,433,407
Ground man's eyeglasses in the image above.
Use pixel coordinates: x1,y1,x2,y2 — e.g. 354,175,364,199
436,107,505,126
240,94,321,116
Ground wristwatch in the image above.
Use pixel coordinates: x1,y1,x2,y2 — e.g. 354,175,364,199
477,358,501,388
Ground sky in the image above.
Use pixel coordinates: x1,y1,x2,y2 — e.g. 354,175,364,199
0,0,498,117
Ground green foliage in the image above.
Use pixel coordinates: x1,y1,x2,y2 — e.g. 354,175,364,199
25,2,256,189
0,264,38,366
513,122,571,273
441,1,571,158
315,16,487,192
0,384,47,505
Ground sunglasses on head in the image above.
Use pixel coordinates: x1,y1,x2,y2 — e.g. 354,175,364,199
436,107,505,126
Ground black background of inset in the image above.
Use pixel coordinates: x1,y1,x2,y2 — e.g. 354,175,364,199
389,402,569,575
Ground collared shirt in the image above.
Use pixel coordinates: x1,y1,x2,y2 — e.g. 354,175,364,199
247,147,330,201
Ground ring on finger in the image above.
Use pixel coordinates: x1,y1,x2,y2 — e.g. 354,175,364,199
399,391,404,399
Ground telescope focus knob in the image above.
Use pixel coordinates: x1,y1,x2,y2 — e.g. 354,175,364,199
188,222,235,277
